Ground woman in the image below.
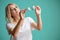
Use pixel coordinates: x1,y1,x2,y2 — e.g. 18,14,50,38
5,3,42,40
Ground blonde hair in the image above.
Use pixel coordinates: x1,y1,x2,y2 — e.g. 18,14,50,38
5,3,14,23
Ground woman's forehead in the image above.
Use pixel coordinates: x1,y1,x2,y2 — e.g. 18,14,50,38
8,4,20,10
9,4,17,8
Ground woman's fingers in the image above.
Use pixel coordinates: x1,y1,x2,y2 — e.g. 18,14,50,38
35,6,40,10
35,6,41,15
19,11,24,19
21,9,26,14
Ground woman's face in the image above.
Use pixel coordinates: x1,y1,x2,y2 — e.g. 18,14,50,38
9,4,20,18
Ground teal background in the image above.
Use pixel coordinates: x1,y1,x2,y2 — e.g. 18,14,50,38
0,0,60,40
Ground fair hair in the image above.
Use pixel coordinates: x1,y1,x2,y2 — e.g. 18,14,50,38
5,3,14,23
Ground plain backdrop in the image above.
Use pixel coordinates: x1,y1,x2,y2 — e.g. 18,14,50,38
0,0,60,40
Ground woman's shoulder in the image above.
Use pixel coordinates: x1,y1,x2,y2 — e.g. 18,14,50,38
6,22,14,28
25,17,34,22
6,22,13,25
25,17,33,20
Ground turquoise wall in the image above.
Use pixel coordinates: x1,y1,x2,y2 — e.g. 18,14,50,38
0,0,60,40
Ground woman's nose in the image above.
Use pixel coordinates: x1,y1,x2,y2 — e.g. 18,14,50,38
16,8,20,11
15,8,20,13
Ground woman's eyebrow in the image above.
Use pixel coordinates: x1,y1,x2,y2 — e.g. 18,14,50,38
15,6,17,7
15,6,18,8
10,7,15,9
10,7,17,9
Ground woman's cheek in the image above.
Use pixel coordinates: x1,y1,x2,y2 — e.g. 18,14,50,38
18,10,20,15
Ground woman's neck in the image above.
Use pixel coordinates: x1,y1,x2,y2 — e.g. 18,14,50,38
11,17,19,24
11,16,25,24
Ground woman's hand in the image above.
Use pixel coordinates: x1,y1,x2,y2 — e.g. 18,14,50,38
30,6,42,30
19,9,26,20
35,6,41,16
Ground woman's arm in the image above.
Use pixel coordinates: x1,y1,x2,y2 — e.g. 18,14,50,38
7,9,26,37
7,19,24,37
12,19,24,37
31,6,42,30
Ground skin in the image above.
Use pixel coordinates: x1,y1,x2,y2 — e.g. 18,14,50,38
6,4,42,37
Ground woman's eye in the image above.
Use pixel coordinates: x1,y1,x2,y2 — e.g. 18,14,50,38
10,8,15,11
16,6,18,8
